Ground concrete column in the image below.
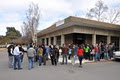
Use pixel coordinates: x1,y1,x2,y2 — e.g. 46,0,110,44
61,34,65,46
44,38,47,45
107,35,111,44
39,38,42,45
48,37,51,46
54,36,57,45
92,34,96,46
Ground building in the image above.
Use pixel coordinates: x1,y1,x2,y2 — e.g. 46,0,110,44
37,16,120,50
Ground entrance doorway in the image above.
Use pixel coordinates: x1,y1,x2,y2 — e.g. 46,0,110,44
73,33,85,45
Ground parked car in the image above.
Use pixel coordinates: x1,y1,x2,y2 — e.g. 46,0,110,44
113,51,120,60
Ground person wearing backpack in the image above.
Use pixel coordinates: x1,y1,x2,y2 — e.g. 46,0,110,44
27,44,36,70
8,44,14,68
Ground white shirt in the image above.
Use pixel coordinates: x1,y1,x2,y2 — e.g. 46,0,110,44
14,46,20,55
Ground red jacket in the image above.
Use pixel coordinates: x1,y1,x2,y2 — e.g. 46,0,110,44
94,46,98,53
77,49,84,56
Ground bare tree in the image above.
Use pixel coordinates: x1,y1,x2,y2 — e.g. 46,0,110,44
22,2,40,44
106,8,120,24
86,0,108,21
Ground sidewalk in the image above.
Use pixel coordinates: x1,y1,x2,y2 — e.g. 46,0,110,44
58,57,113,64
0,48,7,51
59,58,94,64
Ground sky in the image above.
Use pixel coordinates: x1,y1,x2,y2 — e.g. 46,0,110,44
0,0,120,36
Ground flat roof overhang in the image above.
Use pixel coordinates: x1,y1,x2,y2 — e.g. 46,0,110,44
38,16,120,37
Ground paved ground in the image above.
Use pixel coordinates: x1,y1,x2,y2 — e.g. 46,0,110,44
0,50,120,80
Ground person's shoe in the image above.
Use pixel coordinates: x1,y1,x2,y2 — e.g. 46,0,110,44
61,63,64,65
18,68,22,70
43,64,46,66
38,65,41,67
28,68,31,70
72,63,75,65
79,65,82,68
14,68,17,70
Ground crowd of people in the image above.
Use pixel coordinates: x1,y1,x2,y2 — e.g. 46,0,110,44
7,42,115,70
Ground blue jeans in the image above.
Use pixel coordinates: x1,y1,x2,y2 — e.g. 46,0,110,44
104,53,108,59
14,55,21,69
46,52,49,60
28,57,34,69
38,56,42,66
95,52,100,61
62,54,67,64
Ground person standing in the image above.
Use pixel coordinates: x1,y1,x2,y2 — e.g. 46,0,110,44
42,45,46,65
68,45,72,60
108,43,113,59
55,45,60,63
94,44,99,61
62,44,68,65
59,47,62,55
34,44,38,62
49,45,57,66
101,43,105,59
104,44,109,60
27,45,36,70
45,44,50,60
37,45,43,67
71,44,78,65
77,45,84,67
84,44,90,60
111,43,115,57
8,44,14,68
90,45,94,60
98,43,102,61
19,45,24,63
13,44,22,70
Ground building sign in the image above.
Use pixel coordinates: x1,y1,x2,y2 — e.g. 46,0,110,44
56,20,64,27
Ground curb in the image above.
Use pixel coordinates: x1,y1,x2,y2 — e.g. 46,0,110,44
84,60,113,64
0,48,7,51
58,57,113,64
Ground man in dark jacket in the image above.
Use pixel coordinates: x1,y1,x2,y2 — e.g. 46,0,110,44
62,44,68,64
8,44,14,68
49,45,57,65
19,45,24,63
42,45,46,65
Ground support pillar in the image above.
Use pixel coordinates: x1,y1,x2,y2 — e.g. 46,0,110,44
92,34,96,46
49,37,51,46
44,38,47,45
61,34,65,46
107,35,111,44
54,36,57,45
